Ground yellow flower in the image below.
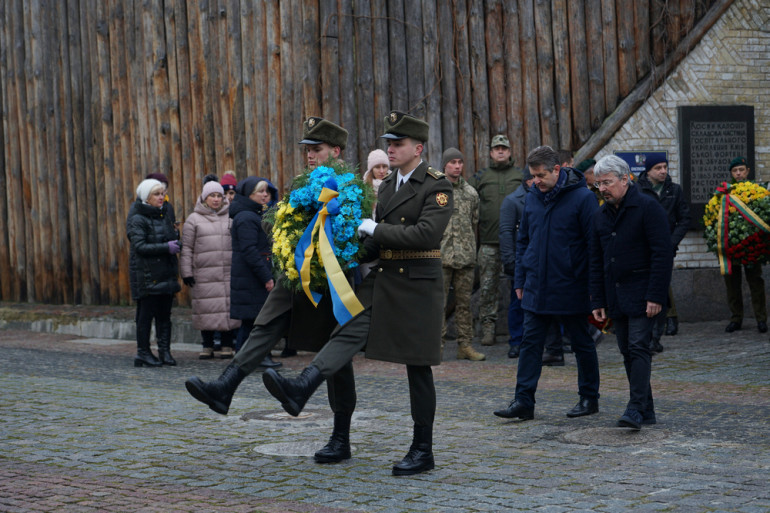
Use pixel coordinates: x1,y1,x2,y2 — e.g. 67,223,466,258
286,268,299,281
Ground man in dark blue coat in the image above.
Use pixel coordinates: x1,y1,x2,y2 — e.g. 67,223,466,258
589,155,673,430
493,146,601,421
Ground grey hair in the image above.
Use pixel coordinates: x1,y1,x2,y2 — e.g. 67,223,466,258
593,155,630,179
526,145,559,170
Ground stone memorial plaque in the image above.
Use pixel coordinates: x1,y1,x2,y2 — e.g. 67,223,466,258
679,105,754,229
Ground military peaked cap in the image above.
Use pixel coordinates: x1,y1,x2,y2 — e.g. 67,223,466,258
299,117,348,150
380,111,429,143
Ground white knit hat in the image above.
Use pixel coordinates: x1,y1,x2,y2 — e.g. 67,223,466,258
200,180,224,201
136,178,163,203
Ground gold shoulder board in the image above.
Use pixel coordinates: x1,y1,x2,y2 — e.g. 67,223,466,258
426,167,445,179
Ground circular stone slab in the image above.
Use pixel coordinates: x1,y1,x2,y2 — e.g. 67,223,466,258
253,441,356,457
240,410,332,422
562,427,668,446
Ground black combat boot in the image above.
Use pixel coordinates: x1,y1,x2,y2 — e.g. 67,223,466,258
392,424,435,476
156,320,177,366
185,363,246,414
262,365,324,416
314,412,352,463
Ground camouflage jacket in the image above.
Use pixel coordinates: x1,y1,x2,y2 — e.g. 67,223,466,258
440,177,479,269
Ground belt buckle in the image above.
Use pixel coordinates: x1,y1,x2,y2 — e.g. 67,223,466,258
383,249,393,259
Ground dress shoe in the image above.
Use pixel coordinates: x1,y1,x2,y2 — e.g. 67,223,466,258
508,345,520,358
617,408,643,430
566,397,599,418
665,317,678,336
758,321,768,333
280,347,298,357
651,338,664,353
542,352,565,366
493,400,534,420
725,321,742,333
392,425,434,476
258,355,283,369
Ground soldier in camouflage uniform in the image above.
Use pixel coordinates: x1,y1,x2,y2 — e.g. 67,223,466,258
469,135,523,345
440,148,485,361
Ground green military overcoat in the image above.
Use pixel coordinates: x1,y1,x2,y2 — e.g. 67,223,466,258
361,161,453,366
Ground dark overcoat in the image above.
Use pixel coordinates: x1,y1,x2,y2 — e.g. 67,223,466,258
589,182,673,318
636,171,692,253
361,161,453,366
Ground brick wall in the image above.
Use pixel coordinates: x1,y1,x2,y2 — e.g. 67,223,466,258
592,0,770,270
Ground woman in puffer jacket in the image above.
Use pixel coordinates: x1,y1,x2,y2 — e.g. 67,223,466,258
128,178,182,367
181,181,242,359
229,177,279,366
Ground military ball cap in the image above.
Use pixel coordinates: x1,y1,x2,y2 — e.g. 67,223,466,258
299,117,348,150
490,134,511,149
729,156,747,171
380,111,429,143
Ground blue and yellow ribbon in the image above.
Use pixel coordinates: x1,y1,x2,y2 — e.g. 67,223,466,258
715,182,770,275
294,177,364,325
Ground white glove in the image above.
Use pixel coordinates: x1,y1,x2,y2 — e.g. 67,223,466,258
357,219,377,237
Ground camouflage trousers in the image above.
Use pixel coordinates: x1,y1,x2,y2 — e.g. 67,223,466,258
477,244,501,325
442,266,474,345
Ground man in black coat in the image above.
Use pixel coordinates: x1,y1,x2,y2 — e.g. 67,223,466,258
590,155,673,430
637,155,691,347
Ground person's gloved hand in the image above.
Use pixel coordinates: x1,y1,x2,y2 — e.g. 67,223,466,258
357,219,377,237
182,276,195,287
168,240,180,254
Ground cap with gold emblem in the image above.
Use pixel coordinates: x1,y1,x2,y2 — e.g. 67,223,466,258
299,117,348,150
490,134,511,149
380,111,429,143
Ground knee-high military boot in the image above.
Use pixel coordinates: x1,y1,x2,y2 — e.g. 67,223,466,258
314,412,352,463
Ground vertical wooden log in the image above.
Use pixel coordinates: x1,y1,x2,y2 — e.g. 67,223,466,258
634,0,650,79
518,0,540,155
371,0,389,135
469,0,489,169
279,0,296,177
584,0,605,131
616,0,636,98
68,0,92,303
387,0,408,110
53,0,75,303
301,0,320,119
147,0,172,182
567,0,590,145
82,0,103,303
667,0,681,52
226,0,246,175
454,0,474,168
354,0,375,166
551,0,572,151
240,0,258,177
320,0,340,122
650,0,666,66
502,0,524,165
205,1,226,175
338,0,358,165
404,0,425,120
421,0,443,164
437,0,459,150
485,0,507,137
185,0,209,181
265,0,283,189
534,0,558,147
680,0,695,35
601,0,619,114
290,0,304,175
252,0,269,178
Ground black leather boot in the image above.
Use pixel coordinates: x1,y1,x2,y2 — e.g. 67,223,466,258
392,425,435,476
185,363,246,415
157,320,176,366
134,347,162,367
262,365,324,416
314,412,352,463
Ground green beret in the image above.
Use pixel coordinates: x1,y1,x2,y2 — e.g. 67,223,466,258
380,111,429,143
576,158,596,172
729,156,747,171
299,117,348,150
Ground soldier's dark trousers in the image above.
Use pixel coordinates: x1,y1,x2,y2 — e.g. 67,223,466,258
724,264,767,323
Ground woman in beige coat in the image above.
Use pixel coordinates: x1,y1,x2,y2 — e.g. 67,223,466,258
181,181,241,358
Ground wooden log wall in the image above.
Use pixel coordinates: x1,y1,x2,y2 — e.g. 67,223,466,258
0,0,721,305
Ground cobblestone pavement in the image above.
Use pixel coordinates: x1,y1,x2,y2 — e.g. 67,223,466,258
2,312,770,512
